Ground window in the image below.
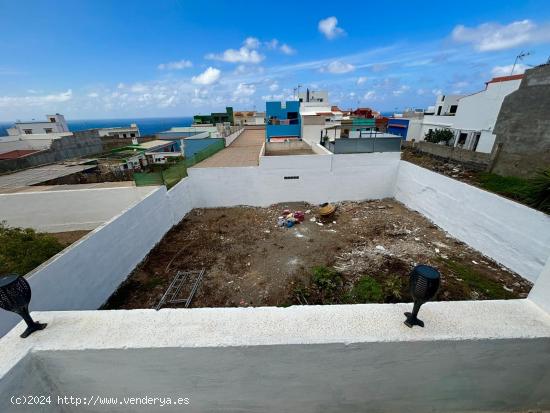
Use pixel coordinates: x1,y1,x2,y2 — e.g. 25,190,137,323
23,129,33,134
437,106,442,116
130,133,135,138
441,95,445,101
457,132,467,145
449,105,458,114
44,128,53,133
122,133,127,138
50,117,56,123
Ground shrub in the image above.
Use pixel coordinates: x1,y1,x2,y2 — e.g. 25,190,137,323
311,266,342,293
425,129,454,145
349,276,383,303
0,222,65,275
527,168,550,213
383,275,404,301
476,172,531,201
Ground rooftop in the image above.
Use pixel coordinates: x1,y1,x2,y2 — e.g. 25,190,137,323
0,149,40,160
192,128,264,167
0,163,97,189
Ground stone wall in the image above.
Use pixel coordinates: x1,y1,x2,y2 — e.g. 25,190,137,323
403,141,490,170
490,64,550,177
0,135,103,172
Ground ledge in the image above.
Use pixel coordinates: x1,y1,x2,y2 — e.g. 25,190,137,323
1,299,550,379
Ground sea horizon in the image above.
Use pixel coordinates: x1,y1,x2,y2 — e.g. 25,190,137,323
0,116,194,138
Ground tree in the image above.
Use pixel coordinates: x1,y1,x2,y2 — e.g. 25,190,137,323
425,129,454,145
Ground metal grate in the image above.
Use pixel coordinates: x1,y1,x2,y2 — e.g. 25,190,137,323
155,269,205,310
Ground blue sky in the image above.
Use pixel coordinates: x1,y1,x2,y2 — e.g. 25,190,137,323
1,0,550,120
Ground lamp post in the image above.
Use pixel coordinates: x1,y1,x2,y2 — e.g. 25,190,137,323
0,274,47,338
404,265,440,328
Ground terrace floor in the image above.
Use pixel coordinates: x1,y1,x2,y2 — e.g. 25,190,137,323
192,129,264,167
105,199,532,310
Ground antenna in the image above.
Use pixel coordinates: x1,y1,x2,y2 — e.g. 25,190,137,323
511,51,531,75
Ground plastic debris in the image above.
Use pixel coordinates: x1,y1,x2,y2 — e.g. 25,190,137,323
472,260,479,265
375,245,386,251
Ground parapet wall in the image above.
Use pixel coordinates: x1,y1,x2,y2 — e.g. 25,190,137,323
395,161,550,281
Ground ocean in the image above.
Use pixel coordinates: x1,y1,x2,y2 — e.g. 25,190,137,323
0,116,193,138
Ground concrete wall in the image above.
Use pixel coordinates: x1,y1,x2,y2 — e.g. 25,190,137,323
2,300,550,412
395,161,550,281
329,137,401,154
0,134,103,173
0,179,195,336
188,152,400,207
0,186,157,232
224,127,244,146
407,141,490,169
491,64,550,177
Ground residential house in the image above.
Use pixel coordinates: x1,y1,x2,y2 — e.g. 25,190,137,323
266,101,301,141
7,114,69,136
73,124,140,140
193,107,234,125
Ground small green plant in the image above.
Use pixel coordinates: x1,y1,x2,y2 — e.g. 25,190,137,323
526,168,550,213
349,276,383,303
311,265,342,293
0,222,65,275
383,275,404,301
424,129,454,145
476,172,531,201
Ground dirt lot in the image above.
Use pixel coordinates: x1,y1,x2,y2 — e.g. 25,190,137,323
104,200,532,310
49,230,91,246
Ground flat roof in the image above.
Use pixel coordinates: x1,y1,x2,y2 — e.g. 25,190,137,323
192,129,264,168
0,163,97,189
0,149,40,160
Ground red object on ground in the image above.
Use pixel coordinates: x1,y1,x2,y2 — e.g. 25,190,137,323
294,211,305,222
0,150,39,160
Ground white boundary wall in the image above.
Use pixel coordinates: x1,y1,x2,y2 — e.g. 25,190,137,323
395,161,550,282
224,128,244,147
188,152,400,207
0,186,157,232
0,179,195,336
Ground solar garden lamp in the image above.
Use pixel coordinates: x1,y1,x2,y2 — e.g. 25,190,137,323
0,274,47,338
404,265,440,328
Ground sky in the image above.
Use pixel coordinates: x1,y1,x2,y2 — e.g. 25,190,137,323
1,0,550,120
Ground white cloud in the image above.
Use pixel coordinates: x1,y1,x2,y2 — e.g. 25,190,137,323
451,19,550,51
244,37,261,49
233,83,256,98
318,16,345,40
392,85,410,96
280,44,296,55
416,89,426,95
206,38,265,64
363,91,376,100
357,76,368,85
269,82,279,92
0,89,72,107
320,60,355,74
192,67,221,85
491,63,528,77
158,59,193,70
87,92,99,98
432,88,443,96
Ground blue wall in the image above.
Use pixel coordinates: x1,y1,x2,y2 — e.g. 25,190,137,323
265,101,301,141
182,138,224,158
387,118,409,139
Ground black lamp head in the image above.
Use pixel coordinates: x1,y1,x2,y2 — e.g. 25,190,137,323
404,265,441,328
0,273,46,338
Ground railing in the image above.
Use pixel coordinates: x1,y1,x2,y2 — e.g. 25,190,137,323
134,140,225,188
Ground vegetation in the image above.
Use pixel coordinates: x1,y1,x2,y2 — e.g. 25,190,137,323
424,129,454,145
348,276,384,303
383,275,405,302
477,169,550,213
445,259,515,300
0,222,65,275
312,265,342,295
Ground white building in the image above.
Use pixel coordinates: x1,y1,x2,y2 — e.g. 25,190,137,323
408,75,523,153
95,124,140,139
7,114,69,136
299,90,342,145
233,111,266,126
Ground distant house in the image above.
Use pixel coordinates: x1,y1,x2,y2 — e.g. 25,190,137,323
73,124,140,140
233,111,265,126
265,101,301,142
408,75,523,153
193,107,234,125
7,114,69,136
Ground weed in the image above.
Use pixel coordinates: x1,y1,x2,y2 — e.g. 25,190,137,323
311,265,342,293
0,222,65,275
349,276,384,303
383,275,405,302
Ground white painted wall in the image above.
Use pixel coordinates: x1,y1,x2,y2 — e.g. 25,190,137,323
0,132,72,152
188,152,400,207
395,161,550,281
2,301,550,412
0,179,196,336
0,186,157,232
224,128,244,146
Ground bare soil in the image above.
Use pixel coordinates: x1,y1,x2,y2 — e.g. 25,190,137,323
104,200,532,310
49,230,90,246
